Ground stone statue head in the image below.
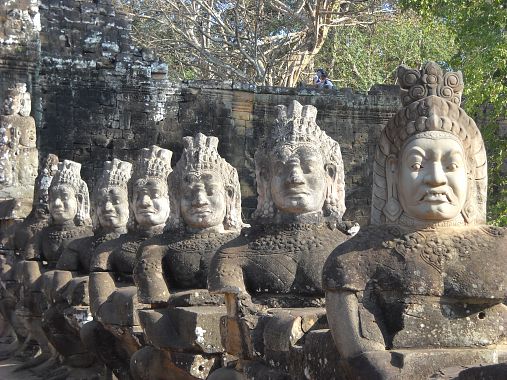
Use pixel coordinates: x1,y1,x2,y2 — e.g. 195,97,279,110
92,159,132,233
129,145,172,231
166,133,244,233
48,160,92,226
371,62,487,226
253,100,346,222
2,84,24,116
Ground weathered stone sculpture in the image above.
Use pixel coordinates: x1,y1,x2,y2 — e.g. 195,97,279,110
208,100,355,379
41,159,132,379
0,83,38,221
323,62,507,379
83,145,172,379
17,159,93,370
130,133,244,380
0,154,58,361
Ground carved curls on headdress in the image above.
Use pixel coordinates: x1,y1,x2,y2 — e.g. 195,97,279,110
371,62,487,225
168,133,244,232
253,100,346,221
50,159,91,226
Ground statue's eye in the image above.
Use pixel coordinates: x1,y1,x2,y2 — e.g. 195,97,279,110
447,163,459,171
411,163,422,171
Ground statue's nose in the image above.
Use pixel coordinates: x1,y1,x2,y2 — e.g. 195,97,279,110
287,166,305,185
192,190,209,206
424,163,447,187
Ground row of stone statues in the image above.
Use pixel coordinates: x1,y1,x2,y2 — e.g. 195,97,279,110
0,62,505,380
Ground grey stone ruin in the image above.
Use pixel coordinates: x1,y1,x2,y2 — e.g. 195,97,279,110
0,83,38,247
323,62,507,379
40,158,132,379
208,100,356,379
83,145,172,379
0,154,58,362
17,160,93,371
130,133,244,380
0,83,37,220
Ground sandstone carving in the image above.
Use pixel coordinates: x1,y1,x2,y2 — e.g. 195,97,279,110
131,133,244,380
83,145,172,380
323,62,507,379
41,158,132,379
0,154,58,362
208,100,355,379
0,83,38,220
17,159,93,371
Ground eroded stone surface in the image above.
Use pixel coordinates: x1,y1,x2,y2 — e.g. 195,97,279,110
132,134,243,380
0,84,37,222
208,101,354,379
324,62,507,380
85,145,172,379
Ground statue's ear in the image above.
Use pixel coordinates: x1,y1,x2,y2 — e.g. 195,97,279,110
383,155,402,222
324,163,337,184
225,185,235,204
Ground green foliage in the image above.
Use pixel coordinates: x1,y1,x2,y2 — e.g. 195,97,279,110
315,10,456,90
400,0,507,225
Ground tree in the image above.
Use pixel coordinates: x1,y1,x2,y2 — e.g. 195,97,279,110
401,0,507,225
314,8,456,90
115,0,388,86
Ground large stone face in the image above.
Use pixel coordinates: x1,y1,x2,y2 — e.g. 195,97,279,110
323,62,507,380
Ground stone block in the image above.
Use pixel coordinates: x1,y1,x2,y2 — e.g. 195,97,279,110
138,305,226,353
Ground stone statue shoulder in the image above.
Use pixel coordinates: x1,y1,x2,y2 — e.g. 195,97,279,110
40,224,93,264
323,224,405,293
323,225,507,298
90,233,126,272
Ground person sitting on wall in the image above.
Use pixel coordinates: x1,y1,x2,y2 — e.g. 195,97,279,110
317,71,334,89
313,68,325,86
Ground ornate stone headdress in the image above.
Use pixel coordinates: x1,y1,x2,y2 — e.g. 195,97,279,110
92,159,132,230
253,100,346,221
371,62,487,225
30,154,59,218
132,145,173,185
167,133,244,232
49,159,91,226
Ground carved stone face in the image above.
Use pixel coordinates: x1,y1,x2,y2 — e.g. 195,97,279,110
3,95,21,115
96,187,129,230
132,178,170,227
180,171,226,230
397,135,468,221
270,145,327,215
49,184,78,224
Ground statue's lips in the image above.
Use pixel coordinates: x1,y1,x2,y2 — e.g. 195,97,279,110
420,192,450,203
284,187,310,196
137,209,157,215
190,208,211,216
101,212,117,218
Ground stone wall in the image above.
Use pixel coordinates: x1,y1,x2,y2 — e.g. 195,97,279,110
0,0,40,117
2,0,402,225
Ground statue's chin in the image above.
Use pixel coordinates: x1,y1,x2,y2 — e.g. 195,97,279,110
406,203,460,222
